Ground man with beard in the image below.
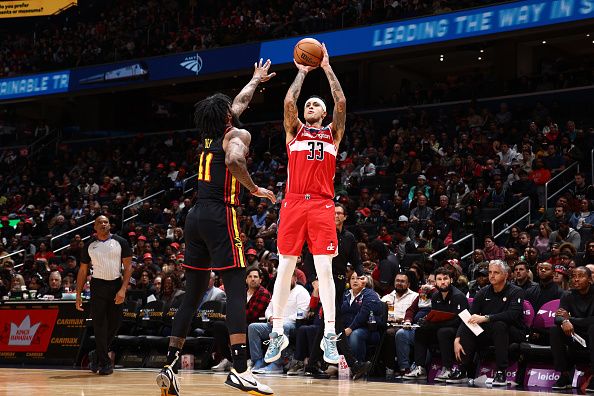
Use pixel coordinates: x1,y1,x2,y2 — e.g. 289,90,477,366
550,267,594,391
513,262,537,291
403,267,469,382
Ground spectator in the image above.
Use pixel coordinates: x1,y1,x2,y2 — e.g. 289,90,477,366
198,271,226,308
341,272,383,362
403,267,468,382
452,260,526,386
512,262,537,291
550,267,594,391
569,199,594,230
533,223,552,256
549,220,581,251
249,271,309,374
483,235,505,261
38,270,63,299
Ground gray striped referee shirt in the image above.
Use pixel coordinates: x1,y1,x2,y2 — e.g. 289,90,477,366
81,234,132,281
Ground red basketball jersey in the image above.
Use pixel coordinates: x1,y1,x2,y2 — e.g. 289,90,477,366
286,123,336,198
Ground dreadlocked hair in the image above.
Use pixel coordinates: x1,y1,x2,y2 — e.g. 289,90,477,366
193,93,240,142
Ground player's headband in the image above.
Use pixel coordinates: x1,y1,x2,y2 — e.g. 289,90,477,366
305,97,326,113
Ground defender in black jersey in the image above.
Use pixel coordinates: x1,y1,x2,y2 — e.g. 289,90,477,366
157,59,276,396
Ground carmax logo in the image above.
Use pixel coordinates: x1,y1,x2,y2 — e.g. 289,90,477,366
180,54,203,74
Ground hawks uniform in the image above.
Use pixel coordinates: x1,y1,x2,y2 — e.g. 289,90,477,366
184,127,247,270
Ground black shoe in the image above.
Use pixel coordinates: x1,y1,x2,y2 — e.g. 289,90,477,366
552,373,572,390
492,370,507,386
445,368,468,384
351,361,372,381
585,376,594,393
304,365,330,379
98,365,114,375
88,350,98,373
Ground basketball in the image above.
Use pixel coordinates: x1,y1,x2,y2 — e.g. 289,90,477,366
293,38,323,67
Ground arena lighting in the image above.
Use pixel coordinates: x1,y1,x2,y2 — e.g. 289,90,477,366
478,56,482,60
542,40,547,44
587,34,591,37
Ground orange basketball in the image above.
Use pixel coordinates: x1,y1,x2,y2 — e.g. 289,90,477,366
293,38,323,67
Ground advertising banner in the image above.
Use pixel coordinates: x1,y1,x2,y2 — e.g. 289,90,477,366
0,0,77,19
0,71,70,101
260,0,594,64
69,43,260,93
0,301,87,364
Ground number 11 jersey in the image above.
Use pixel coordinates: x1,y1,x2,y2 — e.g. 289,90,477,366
285,123,337,199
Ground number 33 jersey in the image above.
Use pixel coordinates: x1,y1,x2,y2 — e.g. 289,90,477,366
286,123,337,199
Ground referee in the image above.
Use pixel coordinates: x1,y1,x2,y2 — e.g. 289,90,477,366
76,215,133,375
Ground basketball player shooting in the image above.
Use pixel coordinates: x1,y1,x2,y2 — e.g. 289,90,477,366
264,43,346,365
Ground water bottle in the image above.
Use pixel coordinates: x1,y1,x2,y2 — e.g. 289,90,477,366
368,310,377,331
296,308,305,327
83,281,91,299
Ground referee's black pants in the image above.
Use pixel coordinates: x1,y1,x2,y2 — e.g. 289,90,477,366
308,277,358,367
90,278,123,367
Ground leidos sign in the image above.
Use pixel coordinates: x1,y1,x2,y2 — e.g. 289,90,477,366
0,0,77,18
0,310,58,352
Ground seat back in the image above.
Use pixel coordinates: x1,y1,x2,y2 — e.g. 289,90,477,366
137,299,165,335
531,299,560,329
194,300,226,331
522,300,535,328
119,299,140,335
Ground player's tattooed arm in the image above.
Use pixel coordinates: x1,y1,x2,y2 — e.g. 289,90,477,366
232,58,276,118
320,43,346,144
284,69,307,137
224,129,276,202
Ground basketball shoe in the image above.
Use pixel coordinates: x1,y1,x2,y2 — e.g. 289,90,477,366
225,368,274,395
156,364,180,396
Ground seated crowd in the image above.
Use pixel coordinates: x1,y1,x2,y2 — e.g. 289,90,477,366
0,98,593,386
0,0,506,77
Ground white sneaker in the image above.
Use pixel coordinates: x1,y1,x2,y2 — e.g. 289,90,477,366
434,367,452,382
225,368,274,395
402,365,427,380
212,358,232,372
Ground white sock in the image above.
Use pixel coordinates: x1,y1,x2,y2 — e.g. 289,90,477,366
313,254,336,335
271,254,298,335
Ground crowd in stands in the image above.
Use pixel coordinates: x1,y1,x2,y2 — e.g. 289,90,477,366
0,0,506,78
1,93,594,382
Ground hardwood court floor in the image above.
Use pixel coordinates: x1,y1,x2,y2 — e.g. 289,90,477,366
0,368,567,396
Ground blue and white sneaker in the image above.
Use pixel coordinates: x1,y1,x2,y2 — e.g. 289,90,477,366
254,362,284,375
320,332,340,364
252,358,266,371
263,332,289,363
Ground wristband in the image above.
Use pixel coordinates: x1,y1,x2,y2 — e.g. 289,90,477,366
250,186,258,194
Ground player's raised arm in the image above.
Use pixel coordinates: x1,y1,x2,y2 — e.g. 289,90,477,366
223,128,276,203
231,58,276,118
320,43,346,145
284,61,316,142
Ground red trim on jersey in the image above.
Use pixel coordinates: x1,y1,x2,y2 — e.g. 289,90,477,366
182,263,242,271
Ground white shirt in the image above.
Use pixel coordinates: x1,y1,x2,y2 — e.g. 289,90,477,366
381,289,419,319
265,284,310,325
82,234,131,281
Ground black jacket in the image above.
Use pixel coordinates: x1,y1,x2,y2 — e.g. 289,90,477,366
525,281,566,312
457,282,525,337
422,285,468,329
554,285,594,329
